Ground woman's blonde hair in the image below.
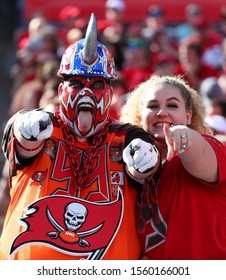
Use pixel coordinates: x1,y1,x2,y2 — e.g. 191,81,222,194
120,75,212,135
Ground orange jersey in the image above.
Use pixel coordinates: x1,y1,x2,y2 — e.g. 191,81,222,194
0,118,152,260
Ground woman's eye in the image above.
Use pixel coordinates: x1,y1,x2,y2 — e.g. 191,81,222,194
168,103,178,108
91,81,105,90
69,80,83,88
148,104,158,109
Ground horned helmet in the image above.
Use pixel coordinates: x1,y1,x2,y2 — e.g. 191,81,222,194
57,13,116,137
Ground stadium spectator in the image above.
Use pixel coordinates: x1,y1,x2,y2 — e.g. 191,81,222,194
175,37,219,90
97,0,127,45
140,5,178,59
57,5,86,49
8,56,60,117
121,38,152,92
175,3,205,41
151,52,177,76
199,77,224,107
97,0,127,71
215,5,226,37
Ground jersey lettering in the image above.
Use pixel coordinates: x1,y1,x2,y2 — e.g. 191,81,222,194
51,141,110,201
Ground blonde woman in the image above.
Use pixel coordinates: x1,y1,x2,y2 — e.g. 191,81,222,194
121,75,226,259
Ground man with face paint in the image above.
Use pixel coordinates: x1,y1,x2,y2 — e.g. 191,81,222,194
0,14,160,260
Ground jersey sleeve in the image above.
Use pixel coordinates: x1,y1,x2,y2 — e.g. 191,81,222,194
125,124,157,147
203,135,226,193
1,109,53,177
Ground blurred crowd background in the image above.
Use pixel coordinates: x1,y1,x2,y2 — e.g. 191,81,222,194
1,0,226,232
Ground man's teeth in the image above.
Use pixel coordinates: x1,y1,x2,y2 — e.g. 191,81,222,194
81,104,92,108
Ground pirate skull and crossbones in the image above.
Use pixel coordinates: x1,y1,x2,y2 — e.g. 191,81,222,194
47,202,102,247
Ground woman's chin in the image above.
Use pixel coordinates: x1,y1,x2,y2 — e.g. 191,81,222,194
153,132,165,140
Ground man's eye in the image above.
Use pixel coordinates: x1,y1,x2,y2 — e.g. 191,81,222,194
69,80,83,88
91,81,105,90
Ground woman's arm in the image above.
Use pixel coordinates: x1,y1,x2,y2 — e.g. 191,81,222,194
164,124,218,183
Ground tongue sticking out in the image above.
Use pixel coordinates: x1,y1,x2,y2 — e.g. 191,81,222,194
78,110,93,133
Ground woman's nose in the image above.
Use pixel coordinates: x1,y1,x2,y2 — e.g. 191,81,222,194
157,108,168,116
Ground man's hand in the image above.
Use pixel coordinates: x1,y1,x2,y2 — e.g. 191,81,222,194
123,138,158,173
15,111,53,141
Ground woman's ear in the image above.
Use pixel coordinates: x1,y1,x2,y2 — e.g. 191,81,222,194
186,109,193,125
